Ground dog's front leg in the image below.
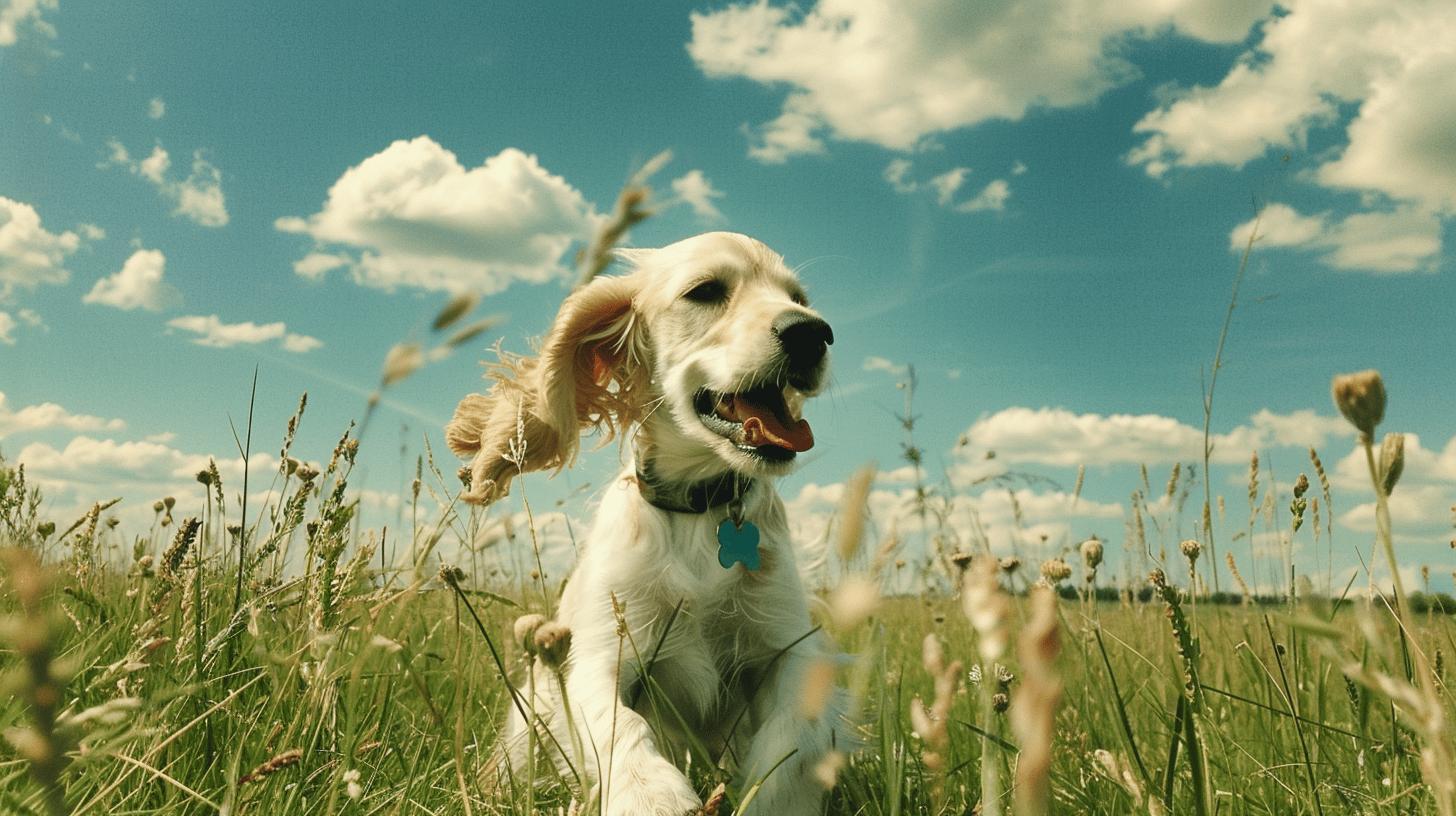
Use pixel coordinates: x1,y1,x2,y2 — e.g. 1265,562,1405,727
736,645,843,815
564,652,702,816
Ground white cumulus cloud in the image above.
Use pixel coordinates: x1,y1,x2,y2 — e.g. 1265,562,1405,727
0,391,126,435
1,196,81,299
166,314,322,353
1231,204,1441,274
83,248,181,311
1130,0,1456,213
958,406,1351,468
276,137,600,294
689,0,1272,160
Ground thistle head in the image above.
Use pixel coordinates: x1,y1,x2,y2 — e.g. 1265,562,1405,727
1331,370,1385,439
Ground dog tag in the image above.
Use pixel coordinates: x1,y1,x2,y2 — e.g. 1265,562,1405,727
716,518,761,571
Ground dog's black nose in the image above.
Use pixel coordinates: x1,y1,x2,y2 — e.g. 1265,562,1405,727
772,311,833,375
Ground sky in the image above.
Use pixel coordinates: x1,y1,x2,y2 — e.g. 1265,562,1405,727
3,0,1454,593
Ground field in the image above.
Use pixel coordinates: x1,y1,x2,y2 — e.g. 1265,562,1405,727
1,373,1454,816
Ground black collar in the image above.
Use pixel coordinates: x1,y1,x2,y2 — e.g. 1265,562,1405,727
635,462,753,514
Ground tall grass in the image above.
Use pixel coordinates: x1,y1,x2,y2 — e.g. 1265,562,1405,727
1,363,1453,814
2,166,1453,813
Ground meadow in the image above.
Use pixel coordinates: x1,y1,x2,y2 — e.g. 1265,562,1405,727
1,363,1453,816
2,180,1454,815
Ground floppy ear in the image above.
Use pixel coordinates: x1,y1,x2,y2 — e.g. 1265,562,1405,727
446,273,648,505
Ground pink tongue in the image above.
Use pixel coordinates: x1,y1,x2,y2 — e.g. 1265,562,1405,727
738,402,814,452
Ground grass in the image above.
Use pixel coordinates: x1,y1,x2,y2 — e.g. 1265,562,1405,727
1,379,1453,816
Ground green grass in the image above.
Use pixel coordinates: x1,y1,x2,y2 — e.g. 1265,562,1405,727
2,419,1453,816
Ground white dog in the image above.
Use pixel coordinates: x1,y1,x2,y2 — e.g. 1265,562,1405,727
446,232,846,815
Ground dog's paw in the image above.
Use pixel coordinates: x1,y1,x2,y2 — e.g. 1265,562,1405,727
599,757,702,816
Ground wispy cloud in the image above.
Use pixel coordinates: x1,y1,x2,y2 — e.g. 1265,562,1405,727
103,140,229,227
166,313,321,353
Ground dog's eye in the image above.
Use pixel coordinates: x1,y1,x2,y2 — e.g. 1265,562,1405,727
683,279,727,304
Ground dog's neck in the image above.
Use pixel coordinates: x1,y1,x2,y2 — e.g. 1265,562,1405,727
634,457,754,514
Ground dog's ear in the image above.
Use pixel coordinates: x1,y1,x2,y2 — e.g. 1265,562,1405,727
446,273,647,505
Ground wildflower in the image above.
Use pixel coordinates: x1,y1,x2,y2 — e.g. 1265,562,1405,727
343,768,362,800
533,621,572,669
1331,370,1385,439
1179,539,1201,563
1079,537,1104,570
513,613,547,656
1039,558,1071,585
949,550,973,571
999,556,1021,574
163,496,176,510
196,469,213,486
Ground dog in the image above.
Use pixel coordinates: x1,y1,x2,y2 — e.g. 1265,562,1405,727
446,232,846,815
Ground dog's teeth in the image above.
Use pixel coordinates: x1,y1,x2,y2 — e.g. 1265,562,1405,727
783,386,805,422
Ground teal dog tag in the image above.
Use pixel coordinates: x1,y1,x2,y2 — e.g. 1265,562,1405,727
716,518,761,570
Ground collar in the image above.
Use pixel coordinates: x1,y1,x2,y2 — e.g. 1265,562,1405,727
635,460,754,514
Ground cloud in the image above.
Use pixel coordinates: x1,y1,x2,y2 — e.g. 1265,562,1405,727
0,391,126,435
103,141,230,227
16,434,279,530
292,252,350,280
0,196,80,299
0,0,56,47
0,307,44,344
1129,1,1456,212
1330,433,1456,493
670,169,726,220
881,161,1011,213
276,137,599,294
1231,203,1441,274
1338,484,1455,533
147,97,166,120
862,355,909,377
958,406,1352,467
166,314,322,353
955,179,1010,213
83,248,181,311
884,159,917,193
688,0,1272,160
928,168,968,206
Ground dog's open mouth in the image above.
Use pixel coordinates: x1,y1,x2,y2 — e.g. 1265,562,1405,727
694,384,813,463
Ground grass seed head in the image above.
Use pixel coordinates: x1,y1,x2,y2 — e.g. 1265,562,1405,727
1379,432,1405,495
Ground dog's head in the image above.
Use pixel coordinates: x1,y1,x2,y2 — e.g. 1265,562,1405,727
446,232,832,504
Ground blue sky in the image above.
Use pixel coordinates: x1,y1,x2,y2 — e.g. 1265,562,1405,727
3,1,1454,592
